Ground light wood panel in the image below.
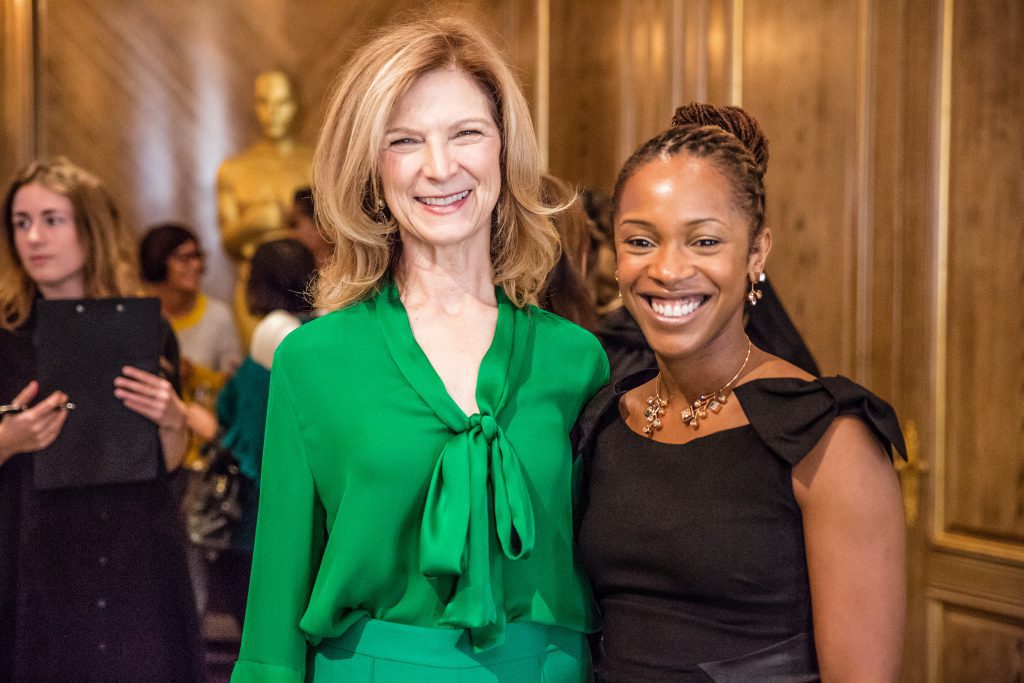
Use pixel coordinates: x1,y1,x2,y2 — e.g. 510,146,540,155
944,0,1024,543
865,0,908,399
1,0,36,186
899,0,1024,679
938,603,1024,681
546,0,623,193
546,0,737,194
32,0,534,300
740,0,862,376
898,6,937,653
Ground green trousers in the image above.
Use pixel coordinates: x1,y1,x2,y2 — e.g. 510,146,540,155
307,617,591,682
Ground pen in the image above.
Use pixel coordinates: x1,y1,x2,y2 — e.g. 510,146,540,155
0,402,76,415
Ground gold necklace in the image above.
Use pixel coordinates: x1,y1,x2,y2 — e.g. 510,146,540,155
642,376,670,436
642,338,753,436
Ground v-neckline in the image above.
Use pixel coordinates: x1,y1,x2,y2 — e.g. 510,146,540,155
372,281,520,426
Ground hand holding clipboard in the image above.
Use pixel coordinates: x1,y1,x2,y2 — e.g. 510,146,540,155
0,380,72,466
32,297,168,489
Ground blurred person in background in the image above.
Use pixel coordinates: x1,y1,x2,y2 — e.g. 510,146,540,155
0,157,204,681
140,221,242,619
537,174,598,331
288,187,331,270
189,238,316,636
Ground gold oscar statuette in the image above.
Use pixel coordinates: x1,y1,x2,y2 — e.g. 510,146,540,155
216,70,313,345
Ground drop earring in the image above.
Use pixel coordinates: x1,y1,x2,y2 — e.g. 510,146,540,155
747,274,763,306
374,196,391,224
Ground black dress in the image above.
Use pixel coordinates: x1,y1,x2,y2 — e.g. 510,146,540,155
0,311,205,682
576,371,905,682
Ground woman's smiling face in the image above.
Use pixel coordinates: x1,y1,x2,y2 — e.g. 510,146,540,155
614,153,769,361
379,67,502,258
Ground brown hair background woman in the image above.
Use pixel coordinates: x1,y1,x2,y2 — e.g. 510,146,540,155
0,157,203,681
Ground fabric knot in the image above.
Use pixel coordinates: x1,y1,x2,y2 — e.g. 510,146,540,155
469,413,499,442
417,412,537,646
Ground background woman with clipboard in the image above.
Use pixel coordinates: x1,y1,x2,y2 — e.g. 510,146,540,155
0,158,205,681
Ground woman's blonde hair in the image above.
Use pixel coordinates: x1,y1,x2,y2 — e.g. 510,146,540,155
1,157,142,329
313,15,559,310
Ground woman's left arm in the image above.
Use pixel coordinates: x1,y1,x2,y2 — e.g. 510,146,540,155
113,365,188,471
793,415,906,682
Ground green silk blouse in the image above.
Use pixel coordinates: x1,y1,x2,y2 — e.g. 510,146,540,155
231,284,609,682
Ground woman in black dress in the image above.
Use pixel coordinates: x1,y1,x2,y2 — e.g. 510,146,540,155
577,106,906,681
0,158,204,681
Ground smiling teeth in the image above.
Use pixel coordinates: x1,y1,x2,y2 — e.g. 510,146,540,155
419,190,469,206
651,298,702,318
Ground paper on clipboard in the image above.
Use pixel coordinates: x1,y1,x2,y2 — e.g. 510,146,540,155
32,297,163,489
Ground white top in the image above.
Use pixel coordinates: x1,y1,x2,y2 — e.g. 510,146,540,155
250,310,302,370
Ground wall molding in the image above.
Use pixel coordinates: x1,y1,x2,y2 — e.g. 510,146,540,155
2,0,37,171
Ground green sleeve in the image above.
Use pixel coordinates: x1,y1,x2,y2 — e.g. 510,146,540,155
231,361,325,682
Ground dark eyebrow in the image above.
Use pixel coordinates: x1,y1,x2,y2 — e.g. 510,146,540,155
617,218,655,229
617,216,727,229
684,217,727,228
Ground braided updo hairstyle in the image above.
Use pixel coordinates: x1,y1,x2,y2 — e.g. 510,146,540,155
612,103,769,250
671,103,769,172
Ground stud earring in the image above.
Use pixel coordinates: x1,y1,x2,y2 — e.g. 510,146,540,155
747,275,763,306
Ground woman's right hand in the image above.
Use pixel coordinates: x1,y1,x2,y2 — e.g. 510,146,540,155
0,381,70,465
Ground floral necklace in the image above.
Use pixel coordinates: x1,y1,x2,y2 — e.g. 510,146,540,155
642,337,752,436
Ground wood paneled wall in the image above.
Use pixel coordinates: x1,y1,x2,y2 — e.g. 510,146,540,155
3,1,1023,679
945,0,1024,543
3,0,534,298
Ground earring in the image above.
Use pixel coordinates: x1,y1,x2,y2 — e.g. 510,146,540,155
374,196,390,224
747,275,763,305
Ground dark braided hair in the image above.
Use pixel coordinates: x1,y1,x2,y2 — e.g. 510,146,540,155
671,103,769,173
612,104,768,249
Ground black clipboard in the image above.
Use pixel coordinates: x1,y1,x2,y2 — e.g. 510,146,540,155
32,297,163,489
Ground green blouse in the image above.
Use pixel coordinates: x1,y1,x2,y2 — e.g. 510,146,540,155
231,284,609,682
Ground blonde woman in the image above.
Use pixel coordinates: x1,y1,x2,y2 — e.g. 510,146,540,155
0,158,203,680
233,16,608,682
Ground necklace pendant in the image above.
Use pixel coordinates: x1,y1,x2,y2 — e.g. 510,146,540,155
681,406,699,429
644,405,665,419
